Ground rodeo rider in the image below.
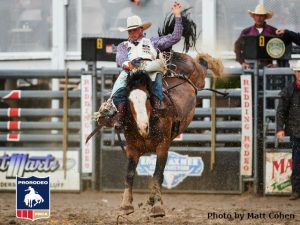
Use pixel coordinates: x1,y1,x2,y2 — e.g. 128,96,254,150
109,1,183,129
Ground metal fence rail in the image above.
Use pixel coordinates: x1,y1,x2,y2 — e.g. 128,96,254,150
0,134,80,142
0,121,80,129
0,108,80,117
0,90,80,98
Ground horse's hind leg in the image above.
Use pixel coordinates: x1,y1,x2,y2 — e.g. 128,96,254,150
118,150,139,215
148,149,168,217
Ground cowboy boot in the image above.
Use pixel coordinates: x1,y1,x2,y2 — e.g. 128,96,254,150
111,102,126,129
151,96,167,118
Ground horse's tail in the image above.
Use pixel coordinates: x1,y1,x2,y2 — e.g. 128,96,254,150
195,53,224,77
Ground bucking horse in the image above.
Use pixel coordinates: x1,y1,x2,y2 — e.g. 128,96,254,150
86,9,224,217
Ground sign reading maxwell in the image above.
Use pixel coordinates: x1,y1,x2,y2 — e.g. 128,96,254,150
265,152,292,193
240,75,253,176
137,151,204,189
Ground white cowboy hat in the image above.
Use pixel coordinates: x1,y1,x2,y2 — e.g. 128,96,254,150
119,15,152,32
248,4,273,19
293,60,300,71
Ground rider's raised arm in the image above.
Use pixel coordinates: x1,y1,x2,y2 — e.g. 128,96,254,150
151,17,183,51
151,1,183,51
116,42,129,67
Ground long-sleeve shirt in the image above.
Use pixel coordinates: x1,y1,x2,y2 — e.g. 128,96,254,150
282,30,300,46
116,17,183,67
234,22,277,64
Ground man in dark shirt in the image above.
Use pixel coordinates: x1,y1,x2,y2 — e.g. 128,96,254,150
276,60,300,200
234,4,276,69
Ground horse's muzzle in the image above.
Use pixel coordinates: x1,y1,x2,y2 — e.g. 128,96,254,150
138,123,149,137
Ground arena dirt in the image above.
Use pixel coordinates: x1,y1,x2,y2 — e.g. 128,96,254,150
1,191,300,225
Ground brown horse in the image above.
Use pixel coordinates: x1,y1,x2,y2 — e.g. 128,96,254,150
112,52,223,217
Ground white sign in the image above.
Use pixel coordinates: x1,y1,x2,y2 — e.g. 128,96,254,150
265,152,292,194
81,75,93,173
137,151,204,189
240,75,253,176
0,151,80,191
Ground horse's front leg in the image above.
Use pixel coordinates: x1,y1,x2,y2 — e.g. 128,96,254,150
149,147,168,217
119,147,139,215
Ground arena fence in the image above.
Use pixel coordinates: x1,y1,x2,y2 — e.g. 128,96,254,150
0,69,90,191
0,65,294,194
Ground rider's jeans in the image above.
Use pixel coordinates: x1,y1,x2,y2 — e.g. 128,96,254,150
111,70,163,104
111,70,128,97
152,73,163,101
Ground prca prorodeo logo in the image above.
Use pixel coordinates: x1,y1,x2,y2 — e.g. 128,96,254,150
16,176,50,221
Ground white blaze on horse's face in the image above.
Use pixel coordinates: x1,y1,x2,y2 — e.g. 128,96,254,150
129,89,150,137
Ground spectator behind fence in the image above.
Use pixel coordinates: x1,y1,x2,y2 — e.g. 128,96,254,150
276,60,300,200
276,29,300,46
234,4,276,69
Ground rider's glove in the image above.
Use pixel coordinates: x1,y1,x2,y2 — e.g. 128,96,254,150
122,61,132,70
122,60,140,70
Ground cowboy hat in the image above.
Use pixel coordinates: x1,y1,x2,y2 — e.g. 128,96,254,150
248,4,273,19
293,60,300,71
119,15,152,32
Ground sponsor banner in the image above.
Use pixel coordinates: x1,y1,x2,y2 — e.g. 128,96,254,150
101,150,241,192
137,151,204,189
16,176,50,221
240,75,253,176
0,151,80,191
265,152,292,193
81,75,93,173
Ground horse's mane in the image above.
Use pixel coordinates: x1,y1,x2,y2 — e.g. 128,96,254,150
158,8,198,52
127,70,153,95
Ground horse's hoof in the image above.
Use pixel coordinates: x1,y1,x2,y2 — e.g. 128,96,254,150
117,205,134,215
150,203,165,217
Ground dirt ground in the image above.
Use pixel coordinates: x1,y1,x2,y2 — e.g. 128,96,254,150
1,190,300,225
